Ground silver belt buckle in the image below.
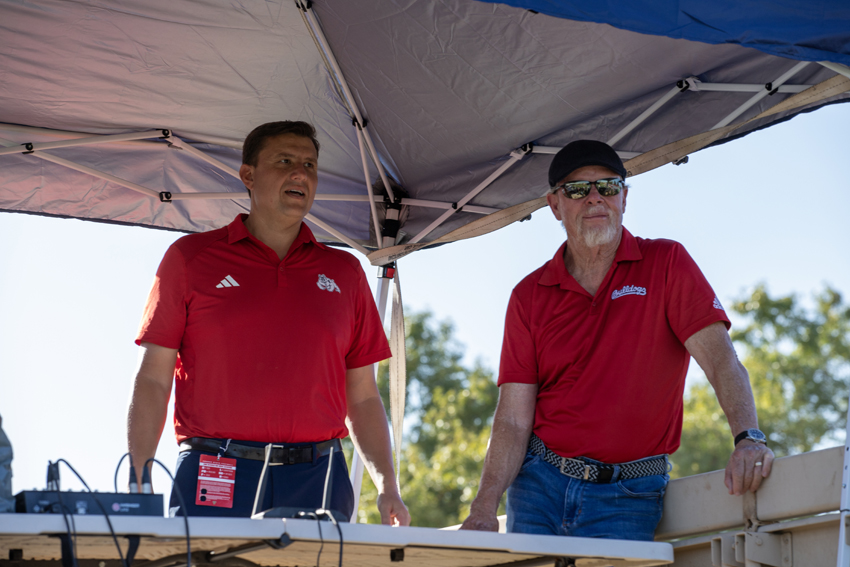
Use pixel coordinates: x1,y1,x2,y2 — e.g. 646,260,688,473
583,465,590,481
559,457,568,476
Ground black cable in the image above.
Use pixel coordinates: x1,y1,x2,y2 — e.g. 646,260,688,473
323,511,343,567
114,452,130,493
53,487,79,567
54,459,91,491
315,515,324,567
296,512,324,567
54,459,128,567
146,458,190,567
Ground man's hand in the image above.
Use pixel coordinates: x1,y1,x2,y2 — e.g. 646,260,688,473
377,491,411,526
127,342,177,491
345,365,410,526
459,506,499,532
725,440,775,495
458,383,537,532
685,323,775,496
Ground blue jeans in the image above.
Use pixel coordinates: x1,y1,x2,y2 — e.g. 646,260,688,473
506,450,668,540
170,439,354,519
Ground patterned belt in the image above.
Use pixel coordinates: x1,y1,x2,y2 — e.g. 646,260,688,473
528,433,668,483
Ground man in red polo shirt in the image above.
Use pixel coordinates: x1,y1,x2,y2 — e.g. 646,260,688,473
461,140,773,540
127,121,409,525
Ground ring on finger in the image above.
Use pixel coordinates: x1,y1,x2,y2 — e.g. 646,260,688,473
754,462,763,467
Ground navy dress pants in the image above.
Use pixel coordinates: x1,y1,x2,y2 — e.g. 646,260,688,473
169,439,354,519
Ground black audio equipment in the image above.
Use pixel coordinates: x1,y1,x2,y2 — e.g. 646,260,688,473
15,490,163,516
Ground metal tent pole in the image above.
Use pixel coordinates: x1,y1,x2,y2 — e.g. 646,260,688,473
296,1,397,203
350,206,401,522
304,214,371,256
712,61,810,130
607,83,684,147
0,137,160,199
820,61,850,80
0,129,167,156
408,146,530,244
164,134,242,178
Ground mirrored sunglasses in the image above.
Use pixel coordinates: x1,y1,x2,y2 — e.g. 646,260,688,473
553,177,625,200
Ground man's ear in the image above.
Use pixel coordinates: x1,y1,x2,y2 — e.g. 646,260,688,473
546,192,562,221
239,163,254,191
622,186,628,214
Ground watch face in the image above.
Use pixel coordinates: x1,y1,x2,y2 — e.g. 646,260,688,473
747,429,766,442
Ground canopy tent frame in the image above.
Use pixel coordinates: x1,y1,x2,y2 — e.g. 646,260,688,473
2,0,850,530
5,64,848,520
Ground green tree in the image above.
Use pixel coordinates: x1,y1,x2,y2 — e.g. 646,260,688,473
346,311,501,527
673,285,850,478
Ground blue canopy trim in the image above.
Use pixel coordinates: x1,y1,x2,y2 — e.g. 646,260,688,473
480,0,850,67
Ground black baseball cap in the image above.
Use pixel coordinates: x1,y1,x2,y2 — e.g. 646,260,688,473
548,140,627,187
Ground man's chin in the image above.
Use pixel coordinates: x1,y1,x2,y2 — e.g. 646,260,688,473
580,225,619,247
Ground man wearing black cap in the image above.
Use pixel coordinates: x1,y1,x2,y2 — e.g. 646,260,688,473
460,140,773,540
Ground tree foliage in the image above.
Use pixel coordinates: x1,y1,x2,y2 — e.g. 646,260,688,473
347,311,500,527
673,285,850,478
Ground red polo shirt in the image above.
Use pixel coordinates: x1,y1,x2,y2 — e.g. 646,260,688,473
136,215,392,443
498,228,730,463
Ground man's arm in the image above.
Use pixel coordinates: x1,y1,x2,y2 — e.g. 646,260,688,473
127,342,177,490
460,382,538,531
684,321,774,495
345,364,410,526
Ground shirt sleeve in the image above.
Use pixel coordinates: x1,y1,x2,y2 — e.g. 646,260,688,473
135,244,188,349
498,288,539,386
344,266,392,369
665,242,731,344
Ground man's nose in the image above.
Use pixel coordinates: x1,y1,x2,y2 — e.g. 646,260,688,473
291,162,308,178
585,183,604,201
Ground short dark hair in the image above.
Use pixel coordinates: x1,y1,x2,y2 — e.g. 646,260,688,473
242,121,320,166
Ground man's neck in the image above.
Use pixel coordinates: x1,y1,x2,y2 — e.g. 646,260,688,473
244,213,303,261
563,231,621,296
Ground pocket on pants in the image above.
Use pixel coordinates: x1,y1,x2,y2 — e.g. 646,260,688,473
616,474,668,499
519,452,541,473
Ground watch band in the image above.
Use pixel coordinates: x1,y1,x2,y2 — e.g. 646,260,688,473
734,429,767,446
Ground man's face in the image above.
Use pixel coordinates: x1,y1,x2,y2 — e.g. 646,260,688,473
239,133,319,223
546,165,627,247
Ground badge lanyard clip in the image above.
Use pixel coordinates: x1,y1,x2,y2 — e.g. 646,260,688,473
217,439,231,461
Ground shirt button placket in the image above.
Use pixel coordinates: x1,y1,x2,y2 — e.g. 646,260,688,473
278,264,287,287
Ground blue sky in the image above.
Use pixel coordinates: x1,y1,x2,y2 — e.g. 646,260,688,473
1,103,848,497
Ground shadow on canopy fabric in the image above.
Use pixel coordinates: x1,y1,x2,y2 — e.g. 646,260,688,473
0,0,848,251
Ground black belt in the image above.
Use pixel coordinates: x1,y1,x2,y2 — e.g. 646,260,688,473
179,437,341,465
529,433,668,483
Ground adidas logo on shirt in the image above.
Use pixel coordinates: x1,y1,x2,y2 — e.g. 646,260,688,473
713,297,724,310
216,275,240,288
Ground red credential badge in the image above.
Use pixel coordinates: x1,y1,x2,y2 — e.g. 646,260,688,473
196,454,236,508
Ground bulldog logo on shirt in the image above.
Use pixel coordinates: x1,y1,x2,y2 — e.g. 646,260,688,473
317,274,341,293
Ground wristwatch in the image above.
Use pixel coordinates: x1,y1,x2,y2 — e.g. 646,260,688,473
734,428,767,446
